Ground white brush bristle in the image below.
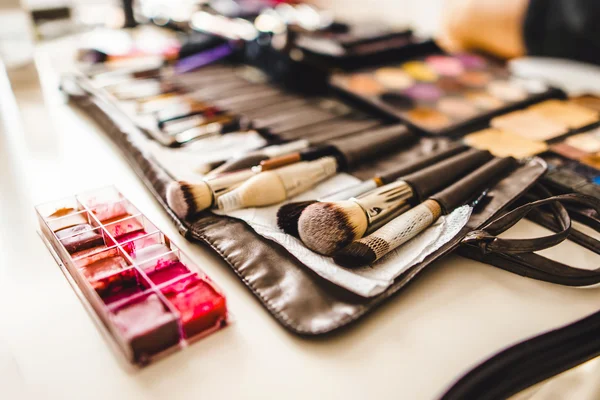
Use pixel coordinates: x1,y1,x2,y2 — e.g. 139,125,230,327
298,201,368,256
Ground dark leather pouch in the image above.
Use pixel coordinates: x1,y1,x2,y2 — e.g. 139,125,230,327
60,74,596,336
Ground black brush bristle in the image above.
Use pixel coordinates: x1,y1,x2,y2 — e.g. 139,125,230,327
276,200,318,238
334,242,376,268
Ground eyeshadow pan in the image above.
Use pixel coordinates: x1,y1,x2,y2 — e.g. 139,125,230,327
458,71,492,88
465,128,548,158
346,74,386,96
565,129,600,153
161,275,227,338
487,80,528,102
401,61,437,82
571,95,600,113
104,216,144,240
491,110,568,141
97,269,149,305
465,91,504,110
111,294,180,361
406,107,451,130
80,255,129,286
132,243,173,264
582,154,600,170
147,261,190,285
436,77,465,93
402,84,443,102
374,67,414,90
425,55,464,77
455,53,487,69
47,208,88,232
57,224,104,254
437,97,479,120
529,100,599,129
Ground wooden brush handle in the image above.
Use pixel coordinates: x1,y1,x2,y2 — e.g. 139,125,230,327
260,153,302,171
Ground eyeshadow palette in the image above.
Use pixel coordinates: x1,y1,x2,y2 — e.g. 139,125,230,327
329,51,563,136
36,186,228,366
464,99,600,159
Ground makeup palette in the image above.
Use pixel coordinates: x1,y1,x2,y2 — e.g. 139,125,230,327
330,51,562,136
465,99,600,158
36,186,228,366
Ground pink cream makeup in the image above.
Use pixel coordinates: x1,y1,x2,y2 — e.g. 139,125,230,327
330,51,562,136
37,186,228,366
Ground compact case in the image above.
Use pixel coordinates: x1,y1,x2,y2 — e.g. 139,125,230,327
37,186,229,367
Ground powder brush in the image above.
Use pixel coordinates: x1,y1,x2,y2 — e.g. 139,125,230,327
297,148,492,256
276,143,468,237
334,157,518,267
166,169,256,219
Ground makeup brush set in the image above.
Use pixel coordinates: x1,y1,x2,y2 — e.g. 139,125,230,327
56,3,600,337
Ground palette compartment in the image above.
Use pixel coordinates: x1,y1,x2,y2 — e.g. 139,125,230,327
329,49,565,137
36,186,229,367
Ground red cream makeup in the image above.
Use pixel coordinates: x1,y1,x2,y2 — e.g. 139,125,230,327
36,186,228,366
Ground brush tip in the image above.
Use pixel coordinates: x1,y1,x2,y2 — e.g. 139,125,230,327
276,200,318,238
334,242,377,268
298,201,367,256
166,180,212,219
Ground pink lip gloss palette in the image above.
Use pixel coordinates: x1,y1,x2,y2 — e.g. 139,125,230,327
36,186,228,366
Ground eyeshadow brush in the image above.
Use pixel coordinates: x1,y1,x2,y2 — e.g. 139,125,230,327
334,157,518,267
207,119,381,176
297,148,492,256
216,125,418,211
166,168,257,220
276,143,468,237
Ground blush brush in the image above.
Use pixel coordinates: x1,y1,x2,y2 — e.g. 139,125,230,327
276,143,468,237
296,148,493,256
334,157,518,267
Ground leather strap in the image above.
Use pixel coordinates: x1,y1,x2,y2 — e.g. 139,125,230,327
460,188,600,287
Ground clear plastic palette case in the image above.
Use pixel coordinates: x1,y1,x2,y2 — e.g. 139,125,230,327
36,186,229,367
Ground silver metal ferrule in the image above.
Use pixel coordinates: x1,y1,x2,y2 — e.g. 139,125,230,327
351,180,414,231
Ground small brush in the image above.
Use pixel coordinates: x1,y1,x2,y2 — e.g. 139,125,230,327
166,169,256,219
296,148,492,255
217,157,339,212
276,143,468,238
334,157,518,267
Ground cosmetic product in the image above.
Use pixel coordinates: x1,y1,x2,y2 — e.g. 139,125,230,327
528,99,600,129
464,128,548,158
36,186,228,366
260,124,416,171
217,156,340,211
335,157,517,267
167,168,257,219
276,143,468,237
330,50,562,136
490,110,569,141
297,149,492,255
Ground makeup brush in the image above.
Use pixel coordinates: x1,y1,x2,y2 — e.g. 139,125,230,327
208,119,380,176
334,157,518,267
276,143,468,237
297,148,492,256
166,169,256,219
217,157,339,212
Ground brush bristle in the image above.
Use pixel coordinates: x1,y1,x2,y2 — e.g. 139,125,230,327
333,242,377,267
166,181,213,219
276,200,318,238
298,201,368,256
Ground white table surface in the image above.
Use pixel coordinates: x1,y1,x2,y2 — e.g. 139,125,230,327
2,35,600,400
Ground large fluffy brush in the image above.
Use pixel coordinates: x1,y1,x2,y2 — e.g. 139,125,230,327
166,168,255,219
276,143,468,238
334,157,518,267
298,182,414,255
296,148,493,256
